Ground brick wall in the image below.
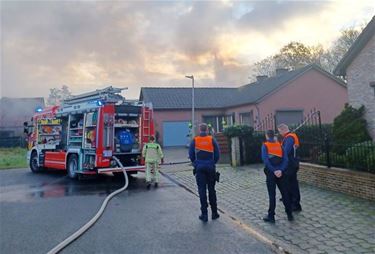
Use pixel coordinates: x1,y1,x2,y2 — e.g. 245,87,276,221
347,34,375,140
215,133,230,164
299,163,375,200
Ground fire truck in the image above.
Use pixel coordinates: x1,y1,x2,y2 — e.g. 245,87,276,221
24,86,154,179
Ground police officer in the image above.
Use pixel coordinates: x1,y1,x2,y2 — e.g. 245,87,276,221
189,123,220,222
277,123,302,212
262,130,293,223
142,136,164,189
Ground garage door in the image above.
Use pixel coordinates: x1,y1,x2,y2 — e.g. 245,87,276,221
163,121,190,147
275,110,303,126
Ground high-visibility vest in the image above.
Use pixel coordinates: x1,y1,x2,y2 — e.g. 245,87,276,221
143,142,162,163
284,132,300,147
194,135,214,153
264,141,283,158
283,132,300,159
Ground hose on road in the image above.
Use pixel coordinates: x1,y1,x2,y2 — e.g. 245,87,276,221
47,156,128,254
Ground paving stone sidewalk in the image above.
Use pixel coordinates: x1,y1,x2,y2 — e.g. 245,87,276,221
162,164,375,254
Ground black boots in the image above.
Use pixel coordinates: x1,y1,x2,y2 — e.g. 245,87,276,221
292,205,302,212
212,212,220,220
263,214,294,223
287,213,294,221
263,215,275,223
146,182,159,189
199,214,208,222
199,211,220,222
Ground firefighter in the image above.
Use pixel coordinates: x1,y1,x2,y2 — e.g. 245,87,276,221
189,123,220,222
142,136,164,189
277,123,302,212
207,123,215,136
262,130,293,223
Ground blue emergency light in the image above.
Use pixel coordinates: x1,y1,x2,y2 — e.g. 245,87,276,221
35,107,43,112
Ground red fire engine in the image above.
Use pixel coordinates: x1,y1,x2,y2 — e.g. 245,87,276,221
24,86,154,179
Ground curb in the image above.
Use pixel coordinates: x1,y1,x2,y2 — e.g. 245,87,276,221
161,171,295,254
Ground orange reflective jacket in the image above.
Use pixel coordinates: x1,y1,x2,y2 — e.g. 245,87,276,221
284,132,300,147
194,135,214,153
264,141,283,158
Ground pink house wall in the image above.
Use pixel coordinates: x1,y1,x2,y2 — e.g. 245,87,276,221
225,68,348,126
259,69,348,123
224,104,257,124
151,68,348,145
153,109,224,145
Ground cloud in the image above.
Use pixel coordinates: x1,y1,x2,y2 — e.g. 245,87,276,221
0,0,374,100
237,1,330,31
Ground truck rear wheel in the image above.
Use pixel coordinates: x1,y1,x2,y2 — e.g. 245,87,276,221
30,151,42,173
67,154,78,179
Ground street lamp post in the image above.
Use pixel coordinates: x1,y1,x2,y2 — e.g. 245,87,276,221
185,75,195,138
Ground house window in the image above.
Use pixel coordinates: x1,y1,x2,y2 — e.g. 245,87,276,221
202,115,234,133
370,82,375,96
275,110,303,127
239,112,254,127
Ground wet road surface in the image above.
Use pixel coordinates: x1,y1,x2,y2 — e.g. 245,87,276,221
0,168,273,254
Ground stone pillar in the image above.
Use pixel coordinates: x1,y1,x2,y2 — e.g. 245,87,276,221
231,137,241,167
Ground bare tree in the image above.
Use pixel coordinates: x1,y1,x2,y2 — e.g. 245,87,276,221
250,41,325,79
47,85,72,106
321,28,360,73
250,27,361,78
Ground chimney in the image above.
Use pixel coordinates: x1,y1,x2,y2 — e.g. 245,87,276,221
256,75,268,82
275,68,289,76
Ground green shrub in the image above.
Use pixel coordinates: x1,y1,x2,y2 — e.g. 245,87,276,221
345,141,375,171
243,133,264,164
365,150,375,173
317,151,347,167
223,125,263,164
332,105,371,153
223,125,254,138
295,124,332,142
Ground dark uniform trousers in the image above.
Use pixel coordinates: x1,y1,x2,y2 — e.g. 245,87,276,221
286,165,301,209
196,165,217,216
264,168,292,216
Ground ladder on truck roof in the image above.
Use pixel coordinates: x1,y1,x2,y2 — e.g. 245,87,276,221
56,86,128,116
63,86,127,105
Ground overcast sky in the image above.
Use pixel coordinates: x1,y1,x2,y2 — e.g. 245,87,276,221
1,0,374,100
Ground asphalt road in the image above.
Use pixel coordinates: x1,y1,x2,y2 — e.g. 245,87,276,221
0,168,273,254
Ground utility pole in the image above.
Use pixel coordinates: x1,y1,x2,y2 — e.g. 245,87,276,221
185,75,195,138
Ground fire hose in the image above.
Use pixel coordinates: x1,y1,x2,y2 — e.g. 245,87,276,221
47,156,128,254
47,159,190,253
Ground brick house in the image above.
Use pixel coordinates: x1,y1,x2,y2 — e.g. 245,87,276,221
334,16,375,140
140,64,348,147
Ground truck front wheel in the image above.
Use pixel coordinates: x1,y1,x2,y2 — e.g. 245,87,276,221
30,151,42,173
67,154,78,179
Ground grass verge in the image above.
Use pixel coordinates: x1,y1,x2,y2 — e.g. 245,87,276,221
0,147,28,169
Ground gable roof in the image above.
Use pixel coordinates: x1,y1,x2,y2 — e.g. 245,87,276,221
140,87,237,110
334,16,375,76
140,64,346,110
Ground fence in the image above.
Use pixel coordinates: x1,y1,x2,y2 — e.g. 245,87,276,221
0,136,26,148
246,109,375,173
300,140,375,173
293,110,374,173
